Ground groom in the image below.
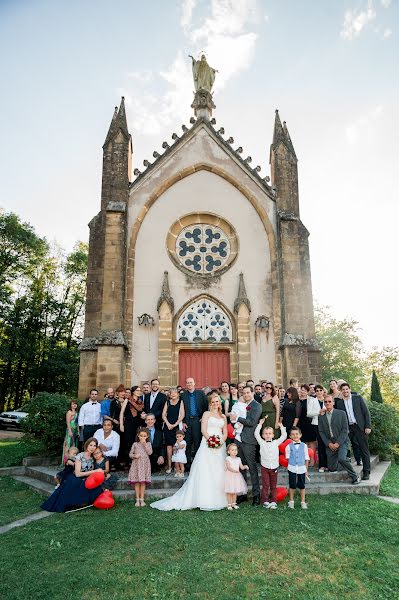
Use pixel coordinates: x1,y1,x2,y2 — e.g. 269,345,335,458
181,377,208,471
230,385,262,505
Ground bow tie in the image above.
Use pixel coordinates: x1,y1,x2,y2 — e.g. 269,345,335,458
91,402,97,405
293,442,301,445
265,440,272,443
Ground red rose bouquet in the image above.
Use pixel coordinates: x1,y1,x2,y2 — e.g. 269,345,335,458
207,435,222,449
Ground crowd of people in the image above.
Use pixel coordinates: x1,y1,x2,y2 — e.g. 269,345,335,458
42,376,372,513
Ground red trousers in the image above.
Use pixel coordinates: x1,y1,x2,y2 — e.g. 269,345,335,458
261,465,278,503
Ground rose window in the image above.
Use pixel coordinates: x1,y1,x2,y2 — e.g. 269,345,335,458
175,224,231,274
177,299,233,342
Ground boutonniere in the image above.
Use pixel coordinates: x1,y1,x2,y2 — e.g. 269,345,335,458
246,405,251,411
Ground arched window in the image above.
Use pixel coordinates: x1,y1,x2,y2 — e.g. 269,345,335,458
176,298,233,343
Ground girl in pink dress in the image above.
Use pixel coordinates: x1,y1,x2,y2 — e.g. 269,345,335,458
224,443,249,510
128,427,152,507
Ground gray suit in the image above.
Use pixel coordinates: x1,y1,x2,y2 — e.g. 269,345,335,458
236,399,263,497
318,409,357,482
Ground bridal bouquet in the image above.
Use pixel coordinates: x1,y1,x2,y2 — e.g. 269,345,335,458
207,435,222,449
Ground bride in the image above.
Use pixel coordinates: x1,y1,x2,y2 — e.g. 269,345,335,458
151,393,228,511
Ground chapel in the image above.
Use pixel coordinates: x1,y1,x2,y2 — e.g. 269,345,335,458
78,58,320,397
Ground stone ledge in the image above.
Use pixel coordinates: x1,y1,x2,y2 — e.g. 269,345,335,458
106,201,126,212
280,333,320,350
80,330,128,350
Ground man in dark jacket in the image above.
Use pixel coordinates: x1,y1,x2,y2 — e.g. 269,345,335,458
336,383,372,479
181,377,208,470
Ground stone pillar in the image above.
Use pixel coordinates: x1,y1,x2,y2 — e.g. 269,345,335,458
237,303,252,382
158,301,173,387
78,347,97,399
96,345,126,399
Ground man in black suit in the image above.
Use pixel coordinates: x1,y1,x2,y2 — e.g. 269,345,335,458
318,395,359,484
141,378,166,430
145,414,165,472
336,383,372,480
230,385,263,505
181,377,208,470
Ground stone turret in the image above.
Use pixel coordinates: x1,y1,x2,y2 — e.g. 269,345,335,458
78,98,132,398
270,110,320,384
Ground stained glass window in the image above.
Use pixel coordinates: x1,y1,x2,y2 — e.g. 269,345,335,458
175,224,231,274
177,298,233,342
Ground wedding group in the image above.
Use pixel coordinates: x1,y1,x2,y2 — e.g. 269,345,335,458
41,374,372,513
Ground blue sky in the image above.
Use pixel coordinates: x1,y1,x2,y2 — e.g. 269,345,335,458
0,0,398,349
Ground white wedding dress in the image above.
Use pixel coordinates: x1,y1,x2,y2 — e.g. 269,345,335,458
151,415,227,511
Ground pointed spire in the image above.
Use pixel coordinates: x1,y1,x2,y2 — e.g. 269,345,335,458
103,97,130,147
271,109,296,159
234,273,251,314
157,271,174,313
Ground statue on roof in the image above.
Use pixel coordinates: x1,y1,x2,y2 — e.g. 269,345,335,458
189,54,218,92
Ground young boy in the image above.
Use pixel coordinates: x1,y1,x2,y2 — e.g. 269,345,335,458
286,426,310,509
255,420,287,508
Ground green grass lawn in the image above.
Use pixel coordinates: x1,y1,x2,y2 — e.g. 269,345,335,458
380,463,399,497
0,436,46,468
0,476,46,526
1,494,398,600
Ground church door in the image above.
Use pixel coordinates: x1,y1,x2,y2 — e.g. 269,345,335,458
179,350,230,388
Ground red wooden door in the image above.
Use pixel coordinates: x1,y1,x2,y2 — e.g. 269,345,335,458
179,350,230,388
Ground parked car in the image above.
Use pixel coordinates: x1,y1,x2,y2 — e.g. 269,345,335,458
0,407,29,430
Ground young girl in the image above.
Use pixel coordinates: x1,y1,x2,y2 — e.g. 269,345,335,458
128,427,152,506
55,446,78,487
172,431,187,478
93,447,117,490
224,443,249,509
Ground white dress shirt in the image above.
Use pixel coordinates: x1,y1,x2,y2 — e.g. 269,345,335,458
343,394,357,425
78,401,102,427
93,428,120,457
255,424,287,469
149,391,159,410
286,442,310,474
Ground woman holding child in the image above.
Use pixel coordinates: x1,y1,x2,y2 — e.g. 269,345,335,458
42,438,104,513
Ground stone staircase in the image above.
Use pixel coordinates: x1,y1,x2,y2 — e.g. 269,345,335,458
8,454,390,499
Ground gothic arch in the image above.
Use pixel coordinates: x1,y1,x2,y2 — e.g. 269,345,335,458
124,163,282,385
174,294,236,343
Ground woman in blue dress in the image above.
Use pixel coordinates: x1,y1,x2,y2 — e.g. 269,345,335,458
42,438,103,513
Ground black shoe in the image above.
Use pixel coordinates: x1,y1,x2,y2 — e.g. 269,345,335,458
356,461,362,466
352,476,361,485
252,495,260,506
362,472,370,480
236,494,248,504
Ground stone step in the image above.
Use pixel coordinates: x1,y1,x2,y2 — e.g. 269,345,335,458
25,455,380,490
13,460,391,500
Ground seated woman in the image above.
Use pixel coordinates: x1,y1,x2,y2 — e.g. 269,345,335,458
41,438,104,513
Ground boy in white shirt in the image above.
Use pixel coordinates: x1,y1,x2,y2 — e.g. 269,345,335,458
255,419,287,509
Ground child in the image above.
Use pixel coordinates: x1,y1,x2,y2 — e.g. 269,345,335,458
285,426,310,509
255,420,287,508
93,447,117,490
230,395,247,442
224,443,249,509
128,427,152,507
172,431,187,478
54,446,78,487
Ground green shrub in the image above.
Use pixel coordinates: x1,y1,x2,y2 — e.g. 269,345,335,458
368,402,399,460
22,392,77,453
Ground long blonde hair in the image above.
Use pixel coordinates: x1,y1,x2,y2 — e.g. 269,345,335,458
208,390,223,416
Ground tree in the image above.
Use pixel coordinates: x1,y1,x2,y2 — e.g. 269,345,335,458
370,369,383,403
314,305,368,394
366,347,399,407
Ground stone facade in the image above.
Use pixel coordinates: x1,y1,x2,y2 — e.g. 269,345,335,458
78,97,320,398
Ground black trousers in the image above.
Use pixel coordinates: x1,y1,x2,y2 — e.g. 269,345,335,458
316,431,328,469
349,424,371,472
185,417,201,466
236,440,260,497
82,424,99,443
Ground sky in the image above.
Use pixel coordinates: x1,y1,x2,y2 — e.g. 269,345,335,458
0,0,398,350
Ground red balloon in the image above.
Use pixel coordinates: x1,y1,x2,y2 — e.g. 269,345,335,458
94,491,115,510
275,487,288,502
278,439,292,454
308,448,314,459
85,471,105,489
227,423,235,440
279,455,288,468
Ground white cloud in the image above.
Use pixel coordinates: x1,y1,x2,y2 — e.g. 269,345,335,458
120,0,260,137
181,0,197,30
345,104,384,145
341,1,376,40
380,0,391,7
383,27,392,38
